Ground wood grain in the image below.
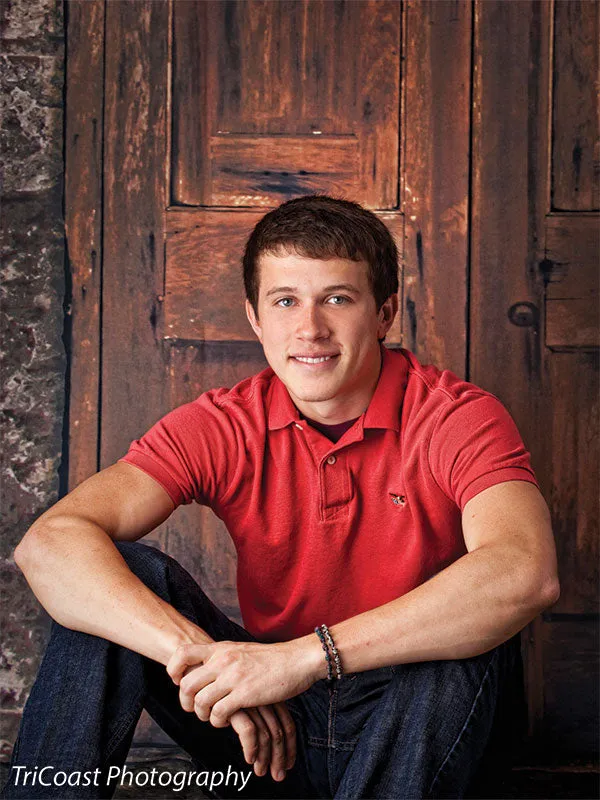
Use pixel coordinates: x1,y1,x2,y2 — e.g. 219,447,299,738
471,0,550,737
544,215,599,350
65,0,104,487
402,0,471,376
548,351,599,613
102,0,170,466
209,134,360,207
171,0,400,208
552,0,599,211
165,209,264,341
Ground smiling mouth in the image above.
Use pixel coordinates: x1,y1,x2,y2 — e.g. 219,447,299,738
292,355,339,364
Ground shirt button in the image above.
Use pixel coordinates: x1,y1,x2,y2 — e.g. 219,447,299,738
326,455,337,465
295,423,303,430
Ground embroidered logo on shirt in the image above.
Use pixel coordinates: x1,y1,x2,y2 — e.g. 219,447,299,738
389,492,406,508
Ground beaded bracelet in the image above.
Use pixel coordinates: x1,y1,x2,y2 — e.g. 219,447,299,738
314,625,333,681
314,624,343,681
320,624,343,680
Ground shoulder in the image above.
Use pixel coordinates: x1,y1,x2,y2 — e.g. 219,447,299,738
187,364,276,425
399,348,499,425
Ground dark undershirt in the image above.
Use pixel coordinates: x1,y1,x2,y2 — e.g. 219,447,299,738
301,414,360,443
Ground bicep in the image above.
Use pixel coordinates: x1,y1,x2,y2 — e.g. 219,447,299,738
33,461,176,542
462,481,559,588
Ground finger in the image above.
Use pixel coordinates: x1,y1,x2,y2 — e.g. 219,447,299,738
209,693,236,728
230,710,258,766
273,702,297,771
192,683,228,722
256,705,286,782
167,643,211,685
245,707,271,778
179,667,216,712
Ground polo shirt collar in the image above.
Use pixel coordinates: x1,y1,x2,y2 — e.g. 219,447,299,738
267,345,408,432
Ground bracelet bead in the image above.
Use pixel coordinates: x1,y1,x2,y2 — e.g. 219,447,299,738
321,624,343,680
314,626,333,681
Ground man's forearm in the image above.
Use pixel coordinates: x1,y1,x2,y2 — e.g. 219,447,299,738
306,543,558,680
15,516,212,664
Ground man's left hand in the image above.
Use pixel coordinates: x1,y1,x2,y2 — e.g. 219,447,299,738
166,638,323,727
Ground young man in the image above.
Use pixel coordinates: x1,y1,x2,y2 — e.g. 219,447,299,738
4,196,559,799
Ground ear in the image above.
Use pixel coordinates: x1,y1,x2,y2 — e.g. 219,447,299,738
377,293,399,339
245,299,263,343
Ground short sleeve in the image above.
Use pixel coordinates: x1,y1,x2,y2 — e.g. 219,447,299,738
428,392,539,511
118,390,239,509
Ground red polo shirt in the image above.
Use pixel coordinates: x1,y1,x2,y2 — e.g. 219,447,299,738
120,346,538,642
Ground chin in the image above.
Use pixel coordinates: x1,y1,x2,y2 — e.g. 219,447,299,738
286,383,338,403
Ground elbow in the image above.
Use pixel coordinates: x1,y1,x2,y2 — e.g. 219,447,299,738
540,576,560,609
14,521,58,578
14,528,42,576
523,569,560,614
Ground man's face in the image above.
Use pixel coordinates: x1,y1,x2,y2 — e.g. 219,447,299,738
245,251,398,424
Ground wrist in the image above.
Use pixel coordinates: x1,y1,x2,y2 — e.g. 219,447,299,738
158,604,214,663
290,633,330,684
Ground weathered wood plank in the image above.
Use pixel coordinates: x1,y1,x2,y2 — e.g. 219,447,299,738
548,351,599,612
471,0,551,738
171,0,210,206
552,0,599,211
546,299,599,350
209,135,360,207
165,209,265,341
65,0,104,487
353,0,400,208
102,0,170,465
401,0,471,375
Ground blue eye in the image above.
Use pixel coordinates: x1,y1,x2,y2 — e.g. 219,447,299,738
328,295,349,305
276,297,294,307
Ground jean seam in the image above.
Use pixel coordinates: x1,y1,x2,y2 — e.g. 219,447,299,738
104,704,143,760
308,737,329,747
428,651,498,796
327,686,338,797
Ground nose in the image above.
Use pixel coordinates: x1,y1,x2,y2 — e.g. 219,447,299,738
296,303,330,341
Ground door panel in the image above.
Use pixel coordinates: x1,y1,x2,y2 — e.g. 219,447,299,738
172,0,401,208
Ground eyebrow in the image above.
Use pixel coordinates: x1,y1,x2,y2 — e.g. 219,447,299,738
265,283,361,298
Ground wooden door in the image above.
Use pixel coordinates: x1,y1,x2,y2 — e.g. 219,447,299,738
66,0,600,761
67,0,471,748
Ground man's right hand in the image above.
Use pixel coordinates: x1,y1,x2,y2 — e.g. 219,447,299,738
230,702,296,782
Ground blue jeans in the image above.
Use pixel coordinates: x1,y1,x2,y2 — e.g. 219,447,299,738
2,543,524,799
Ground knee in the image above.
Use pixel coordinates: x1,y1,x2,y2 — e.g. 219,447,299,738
114,541,195,605
115,541,175,593
115,540,167,571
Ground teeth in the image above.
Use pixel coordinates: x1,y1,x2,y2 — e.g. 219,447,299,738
295,356,333,364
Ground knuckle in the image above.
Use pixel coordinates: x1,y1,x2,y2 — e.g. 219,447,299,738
238,718,255,736
258,730,270,746
271,727,284,745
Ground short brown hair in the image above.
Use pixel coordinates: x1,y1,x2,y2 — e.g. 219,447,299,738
243,195,399,315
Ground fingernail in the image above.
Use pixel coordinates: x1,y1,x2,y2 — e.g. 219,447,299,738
276,771,285,781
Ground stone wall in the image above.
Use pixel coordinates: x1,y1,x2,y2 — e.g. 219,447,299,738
0,0,66,759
